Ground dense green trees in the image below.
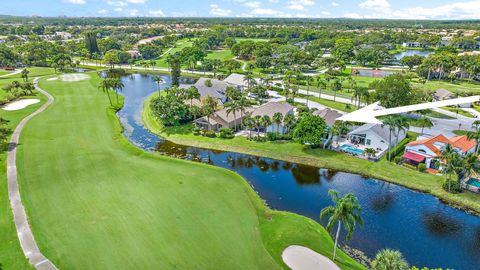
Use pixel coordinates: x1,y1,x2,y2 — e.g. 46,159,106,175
84,31,99,55
332,38,355,62
371,74,424,108
292,113,326,146
150,91,189,126
400,55,424,70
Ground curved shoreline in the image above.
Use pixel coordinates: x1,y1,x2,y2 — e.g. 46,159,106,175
7,78,58,269
141,93,480,216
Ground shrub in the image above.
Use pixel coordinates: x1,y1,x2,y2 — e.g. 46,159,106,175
418,163,426,172
202,130,216,138
286,97,294,104
442,179,461,194
394,156,402,164
402,163,417,170
218,128,234,139
192,126,201,136
296,104,309,114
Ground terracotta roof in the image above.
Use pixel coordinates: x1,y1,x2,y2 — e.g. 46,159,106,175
407,134,476,155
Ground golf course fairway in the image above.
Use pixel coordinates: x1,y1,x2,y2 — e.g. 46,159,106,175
11,72,364,270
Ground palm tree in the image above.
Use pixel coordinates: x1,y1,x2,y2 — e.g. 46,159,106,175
237,95,251,129
462,153,478,184
381,116,398,161
331,121,350,144
440,144,460,193
243,115,254,139
186,86,200,107
226,100,240,131
111,78,124,104
261,115,272,135
283,114,296,134
467,120,480,154
331,78,342,102
99,78,113,106
417,117,433,135
316,77,327,99
21,68,30,82
371,249,409,270
393,116,409,155
153,76,163,96
305,76,313,106
320,189,363,261
272,112,283,135
202,96,218,130
290,84,299,103
253,115,262,139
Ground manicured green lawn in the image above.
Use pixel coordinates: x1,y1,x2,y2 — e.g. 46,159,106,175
0,69,12,76
10,73,364,270
441,106,476,118
206,49,235,60
0,92,46,270
143,94,480,215
154,39,194,68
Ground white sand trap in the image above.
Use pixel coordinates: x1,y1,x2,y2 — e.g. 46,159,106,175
47,77,58,81
60,73,90,82
2,99,40,111
282,245,340,270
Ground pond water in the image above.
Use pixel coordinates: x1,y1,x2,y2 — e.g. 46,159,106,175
393,50,434,60
117,73,480,270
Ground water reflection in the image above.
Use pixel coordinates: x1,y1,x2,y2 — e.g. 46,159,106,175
117,73,480,270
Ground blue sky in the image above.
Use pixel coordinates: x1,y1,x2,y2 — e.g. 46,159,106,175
1,0,480,19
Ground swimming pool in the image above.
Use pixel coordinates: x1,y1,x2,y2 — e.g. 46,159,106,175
466,178,480,188
340,144,365,155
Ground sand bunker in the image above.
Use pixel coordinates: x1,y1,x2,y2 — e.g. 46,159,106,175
47,77,58,81
2,99,40,111
282,245,340,270
60,73,90,82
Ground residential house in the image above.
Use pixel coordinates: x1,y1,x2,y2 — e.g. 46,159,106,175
432,89,454,101
402,42,429,48
194,107,251,132
180,78,229,105
223,73,260,91
403,134,476,169
347,123,406,153
313,108,343,127
251,102,295,134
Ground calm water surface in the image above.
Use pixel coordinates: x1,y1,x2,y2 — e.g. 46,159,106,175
393,49,434,60
118,73,480,270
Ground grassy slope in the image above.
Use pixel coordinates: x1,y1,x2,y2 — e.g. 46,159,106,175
143,94,480,215
0,67,55,269
13,73,363,270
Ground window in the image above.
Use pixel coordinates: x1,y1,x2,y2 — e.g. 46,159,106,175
366,139,371,145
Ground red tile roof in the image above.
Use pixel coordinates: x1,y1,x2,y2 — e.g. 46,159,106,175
403,151,427,163
407,134,476,155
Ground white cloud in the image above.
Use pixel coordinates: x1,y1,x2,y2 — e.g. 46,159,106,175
342,12,362,18
107,1,127,7
359,0,390,10
209,4,232,16
63,0,86,4
331,2,339,6
129,9,139,16
149,9,165,17
321,11,330,15
97,9,108,14
114,7,123,12
287,0,315,10
244,1,261,8
125,0,146,3
250,8,284,16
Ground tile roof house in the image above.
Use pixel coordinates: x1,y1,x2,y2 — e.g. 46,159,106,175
251,102,295,134
223,73,260,90
403,134,476,168
432,89,454,101
313,108,343,126
180,78,229,104
347,123,406,153
194,107,253,132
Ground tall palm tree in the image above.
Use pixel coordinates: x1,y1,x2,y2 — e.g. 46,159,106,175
237,95,251,129
305,76,313,106
381,116,398,161
417,117,433,135
99,78,113,106
440,144,460,193
467,120,480,154
21,68,30,82
253,115,262,139
283,114,296,134
186,86,200,107
393,116,409,154
111,78,124,104
153,76,163,96
320,189,363,261
462,153,478,184
316,77,327,99
243,115,254,139
261,115,272,135
201,96,218,130
331,78,342,102
272,112,283,135
371,249,409,270
226,100,240,131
